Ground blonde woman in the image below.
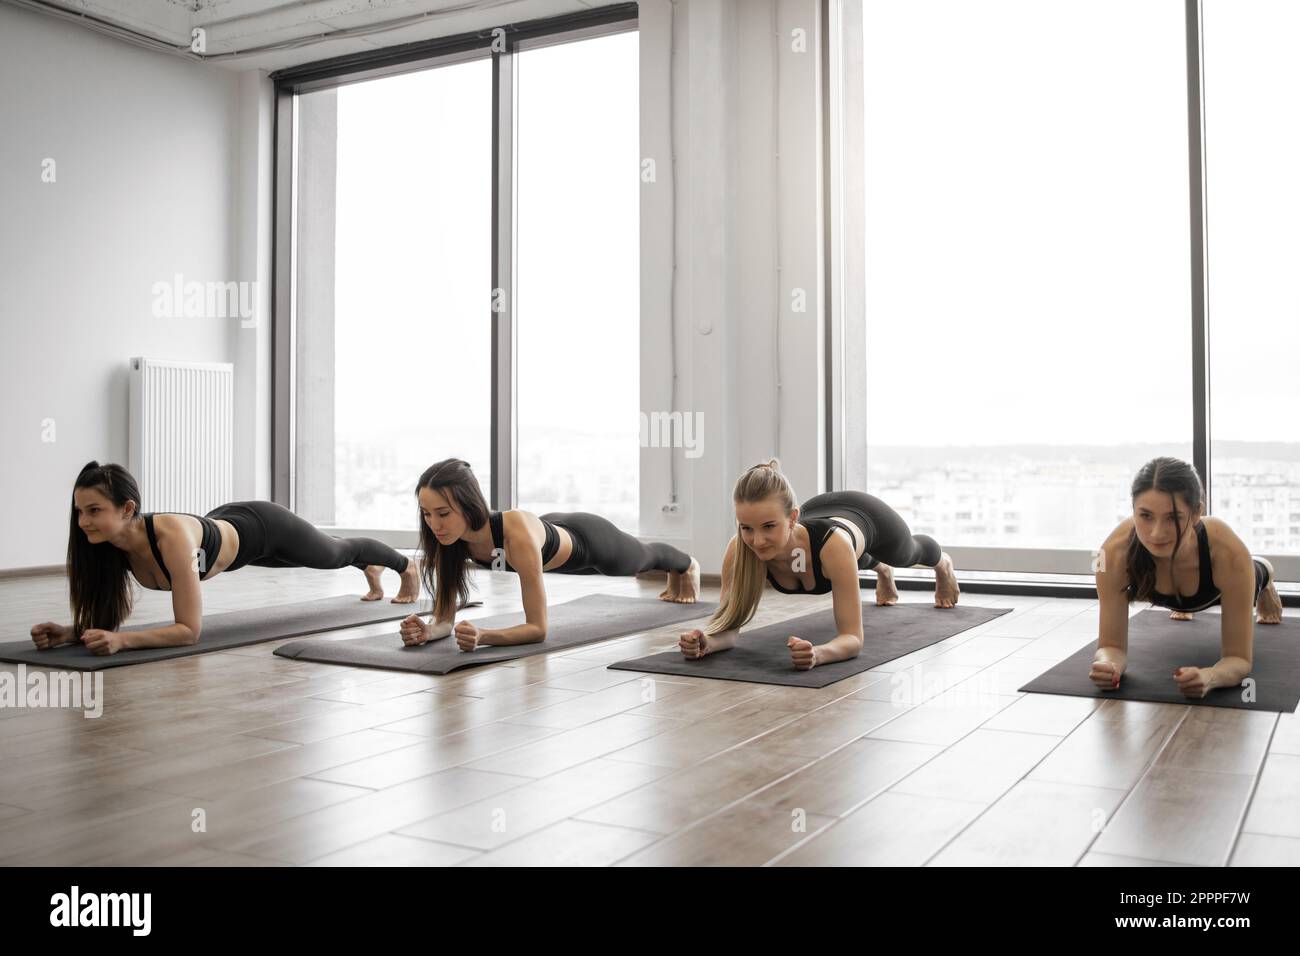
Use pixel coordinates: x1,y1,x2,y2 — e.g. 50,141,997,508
678,459,959,670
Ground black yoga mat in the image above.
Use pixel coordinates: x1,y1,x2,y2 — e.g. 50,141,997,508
1018,609,1300,712
607,603,1013,688
273,594,718,674
0,595,475,671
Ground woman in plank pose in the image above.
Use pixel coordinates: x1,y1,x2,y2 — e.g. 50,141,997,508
1091,456,1282,698
30,461,419,656
677,459,959,671
398,458,700,652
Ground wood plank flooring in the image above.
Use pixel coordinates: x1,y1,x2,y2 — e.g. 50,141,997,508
1,562,1294,866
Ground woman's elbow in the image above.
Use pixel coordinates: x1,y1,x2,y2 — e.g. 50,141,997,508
181,626,200,646
845,635,864,657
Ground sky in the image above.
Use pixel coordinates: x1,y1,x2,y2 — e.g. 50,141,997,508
860,0,1298,448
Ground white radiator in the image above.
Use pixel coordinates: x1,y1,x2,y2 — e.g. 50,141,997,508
128,357,234,514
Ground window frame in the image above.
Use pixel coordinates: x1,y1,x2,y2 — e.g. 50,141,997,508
271,5,638,542
824,0,1300,584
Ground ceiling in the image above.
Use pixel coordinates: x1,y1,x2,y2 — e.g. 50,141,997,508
14,0,621,72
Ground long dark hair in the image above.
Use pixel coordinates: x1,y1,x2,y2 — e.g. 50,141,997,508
68,461,141,637
416,458,492,622
1126,456,1205,604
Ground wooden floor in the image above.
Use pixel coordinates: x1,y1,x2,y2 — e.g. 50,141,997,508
1,563,1297,867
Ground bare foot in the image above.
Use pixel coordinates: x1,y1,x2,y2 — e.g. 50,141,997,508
934,552,960,608
1256,558,1283,624
393,558,421,604
874,563,899,606
361,565,385,601
1169,610,1194,621
681,556,702,603
660,557,701,603
677,557,701,604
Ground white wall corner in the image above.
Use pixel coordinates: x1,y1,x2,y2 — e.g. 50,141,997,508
774,0,826,504
233,68,276,501
638,0,826,573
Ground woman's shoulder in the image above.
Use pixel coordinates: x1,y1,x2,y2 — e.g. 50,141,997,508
500,509,546,547
1098,517,1135,570
147,514,202,568
1201,514,1236,540
816,518,856,560
1202,515,1251,563
149,512,192,541
799,514,834,541
1102,515,1134,547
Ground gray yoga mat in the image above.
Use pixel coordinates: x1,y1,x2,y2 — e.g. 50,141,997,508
273,593,718,674
607,603,1013,688
1018,609,1300,712
0,595,477,671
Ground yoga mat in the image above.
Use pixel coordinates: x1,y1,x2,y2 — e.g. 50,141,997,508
1018,609,1300,712
0,595,478,671
273,594,718,674
607,603,1013,688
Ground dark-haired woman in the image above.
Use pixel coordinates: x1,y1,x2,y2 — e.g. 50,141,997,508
397,458,700,652
1090,456,1283,699
29,461,420,656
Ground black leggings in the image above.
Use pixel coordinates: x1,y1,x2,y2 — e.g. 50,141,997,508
206,501,409,575
1253,559,1270,603
542,512,692,576
798,490,942,571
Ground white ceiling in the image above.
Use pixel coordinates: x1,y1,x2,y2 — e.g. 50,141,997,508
21,0,621,72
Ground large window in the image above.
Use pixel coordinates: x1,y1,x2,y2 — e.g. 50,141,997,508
1204,0,1300,556
857,0,1193,555
281,13,640,537
516,31,641,530
293,61,492,532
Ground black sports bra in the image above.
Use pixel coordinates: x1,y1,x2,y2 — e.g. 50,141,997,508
470,511,560,572
143,512,223,585
1149,521,1220,612
765,516,844,595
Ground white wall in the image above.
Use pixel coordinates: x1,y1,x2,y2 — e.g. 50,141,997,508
0,0,821,577
232,70,277,512
0,3,273,571
639,0,826,573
